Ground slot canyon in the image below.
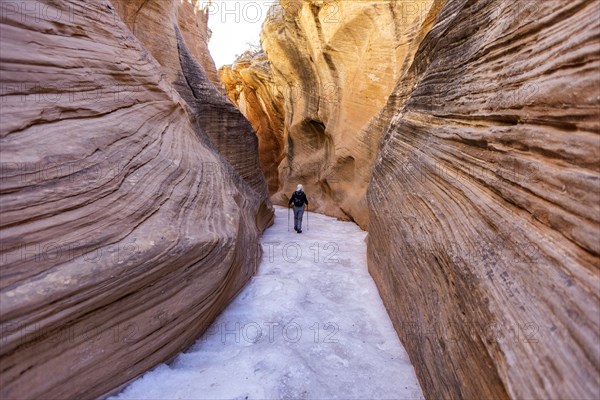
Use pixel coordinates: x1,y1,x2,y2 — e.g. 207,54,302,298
0,0,598,399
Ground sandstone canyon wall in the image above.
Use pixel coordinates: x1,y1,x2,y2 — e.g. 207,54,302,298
0,1,272,399
367,0,600,399
111,0,270,207
112,0,222,89
222,0,599,398
219,51,285,195
222,0,439,227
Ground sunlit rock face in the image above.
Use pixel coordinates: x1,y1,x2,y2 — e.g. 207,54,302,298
0,1,272,399
367,0,600,399
224,0,436,227
219,51,285,195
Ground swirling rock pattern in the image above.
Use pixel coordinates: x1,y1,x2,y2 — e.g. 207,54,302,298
111,0,270,209
224,0,436,226
219,51,285,195
367,0,600,398
0,1,272,399
112,0,222,89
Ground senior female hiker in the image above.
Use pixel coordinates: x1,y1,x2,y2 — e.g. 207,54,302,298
288,184,309,233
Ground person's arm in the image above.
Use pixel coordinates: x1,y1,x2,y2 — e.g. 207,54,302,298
288,194,293,206
303,193,309,205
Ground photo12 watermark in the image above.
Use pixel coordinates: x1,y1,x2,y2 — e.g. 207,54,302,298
0,319,340,348
201,320,340,345
200,1,341,24
0,82,145,105
0,239,140,267
262,241,340,264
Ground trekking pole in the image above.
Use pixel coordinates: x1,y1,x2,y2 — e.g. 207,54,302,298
287,206,290,232
306,204,309,231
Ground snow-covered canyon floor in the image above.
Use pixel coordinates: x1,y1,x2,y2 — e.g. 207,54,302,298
111,206,424,399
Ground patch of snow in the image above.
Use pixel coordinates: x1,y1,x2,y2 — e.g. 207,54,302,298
110,206,424,400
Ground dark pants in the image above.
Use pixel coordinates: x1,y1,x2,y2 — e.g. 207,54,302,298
293,206,304,231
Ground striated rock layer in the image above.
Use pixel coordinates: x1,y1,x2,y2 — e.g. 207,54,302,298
0,1,272,399
112,0,222,89
219,51,285,195
111,0,270,207
367,0,600,399
222,0,437,227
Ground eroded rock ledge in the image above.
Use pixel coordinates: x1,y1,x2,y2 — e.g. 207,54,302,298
0,1,272,399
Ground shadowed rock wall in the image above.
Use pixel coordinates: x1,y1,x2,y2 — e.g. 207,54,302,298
0,1,272,399
367,0,600,398
111,0,271,212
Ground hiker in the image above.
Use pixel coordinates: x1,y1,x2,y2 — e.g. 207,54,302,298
288,184,309,233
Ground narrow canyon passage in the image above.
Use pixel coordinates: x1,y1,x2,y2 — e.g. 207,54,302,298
1,1,598,398
111,206,423,399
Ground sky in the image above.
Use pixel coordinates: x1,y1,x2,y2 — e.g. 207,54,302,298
201,1,277,68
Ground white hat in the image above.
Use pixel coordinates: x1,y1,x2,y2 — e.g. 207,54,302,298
296,184,303,192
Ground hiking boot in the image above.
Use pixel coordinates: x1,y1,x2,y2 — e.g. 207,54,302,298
298,229,302,233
